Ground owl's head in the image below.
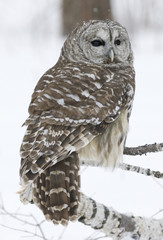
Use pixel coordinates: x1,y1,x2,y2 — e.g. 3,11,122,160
61,20,133,66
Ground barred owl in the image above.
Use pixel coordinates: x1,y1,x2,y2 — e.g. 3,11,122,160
19,20,135,225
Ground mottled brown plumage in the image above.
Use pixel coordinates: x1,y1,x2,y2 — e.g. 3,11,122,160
32,152,80,225
19,20,135,225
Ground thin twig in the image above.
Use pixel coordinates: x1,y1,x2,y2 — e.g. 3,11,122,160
151,209,163,218
152,177,163,189
0,223,47,240
85,231,107,240
58,227,67,240
31,214,47,240
0,197,49,240
0,206,36,227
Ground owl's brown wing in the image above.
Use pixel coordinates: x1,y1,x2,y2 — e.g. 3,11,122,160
20,63,135,185
20,122,98,184
27,63,134,124
20,63,134,224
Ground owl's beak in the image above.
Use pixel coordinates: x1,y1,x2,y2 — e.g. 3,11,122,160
108,49,114,62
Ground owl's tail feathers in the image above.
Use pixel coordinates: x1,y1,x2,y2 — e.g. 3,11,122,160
32,152,80,225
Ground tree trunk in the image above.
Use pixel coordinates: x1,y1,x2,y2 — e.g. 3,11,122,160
62,0,113,35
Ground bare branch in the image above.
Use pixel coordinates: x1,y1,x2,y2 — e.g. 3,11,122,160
119,163,163,178
78,193,163,240
124,143,163,156
0,201,48,240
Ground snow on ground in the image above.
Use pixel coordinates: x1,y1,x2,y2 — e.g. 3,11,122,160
0,1,163,240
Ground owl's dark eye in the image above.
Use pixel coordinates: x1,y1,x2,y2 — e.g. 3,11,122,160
91,40,105,47
114,39,121,46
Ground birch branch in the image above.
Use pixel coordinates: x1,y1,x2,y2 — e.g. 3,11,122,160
119,163,163,178
78,193,163,240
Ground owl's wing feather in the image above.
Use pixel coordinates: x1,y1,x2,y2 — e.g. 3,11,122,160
20,122,97,185
27,63,133,125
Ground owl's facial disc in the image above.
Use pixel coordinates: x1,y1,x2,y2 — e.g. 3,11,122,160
79,22,132,65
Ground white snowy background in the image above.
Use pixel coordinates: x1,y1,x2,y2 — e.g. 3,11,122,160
0,0,163,239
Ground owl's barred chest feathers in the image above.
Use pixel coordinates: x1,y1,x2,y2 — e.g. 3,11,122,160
19,19,135,226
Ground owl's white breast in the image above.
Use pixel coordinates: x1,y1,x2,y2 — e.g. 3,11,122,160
78,109,128,168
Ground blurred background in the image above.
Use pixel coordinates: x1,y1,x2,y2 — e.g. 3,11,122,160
0,1,163,239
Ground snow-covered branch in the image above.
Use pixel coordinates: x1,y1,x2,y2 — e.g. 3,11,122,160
78,193,163,240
